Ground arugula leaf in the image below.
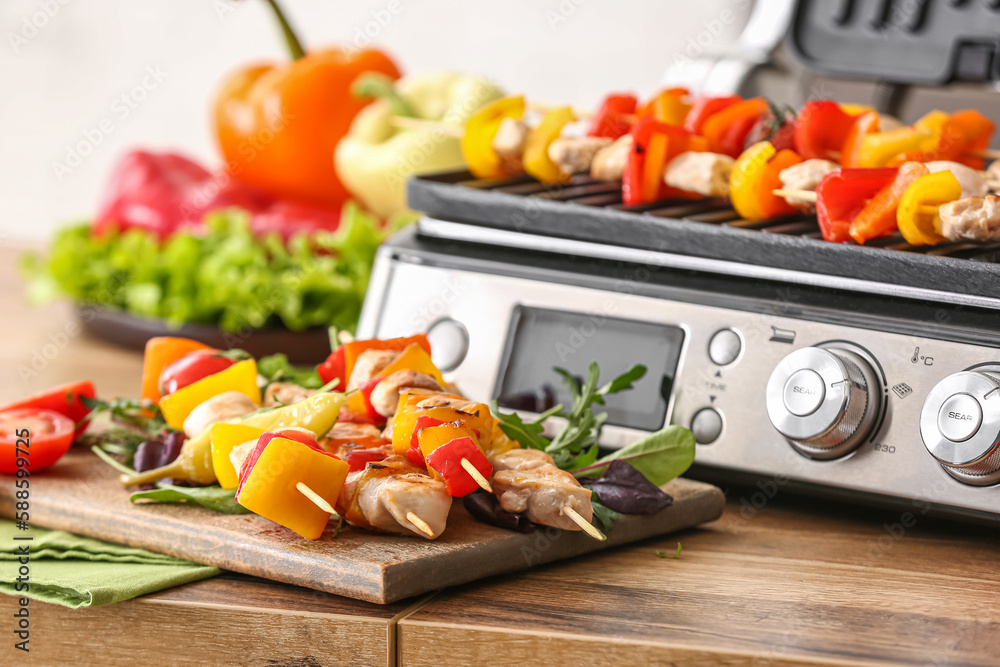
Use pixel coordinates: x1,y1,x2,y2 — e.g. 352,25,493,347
655,543,682,559
490,401,550,451
590,498,621,532
576,425,696,487
257,353,323,389
130,485,249,515
91,445,137,476
597,364,646,397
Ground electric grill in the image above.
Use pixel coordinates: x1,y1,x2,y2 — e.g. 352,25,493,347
358,0,1000,523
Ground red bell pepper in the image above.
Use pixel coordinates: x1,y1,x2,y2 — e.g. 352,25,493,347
684,95,741,135
358,377,387,423
0,380,96,438
424,436,493,497
815,168,899,243
588,93,638,139
794,101,857,161
623,118,697,206
344,447,388,472
848,162,929,245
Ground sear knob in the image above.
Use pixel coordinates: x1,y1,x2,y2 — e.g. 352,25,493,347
919,371,1000,485
765,346,881,459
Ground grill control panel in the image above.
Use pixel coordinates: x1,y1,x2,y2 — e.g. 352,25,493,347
360,242,1000,521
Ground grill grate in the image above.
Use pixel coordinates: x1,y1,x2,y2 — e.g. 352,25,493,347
448,172,1000,263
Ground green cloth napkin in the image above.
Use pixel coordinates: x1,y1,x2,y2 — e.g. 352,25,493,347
0,520,220,609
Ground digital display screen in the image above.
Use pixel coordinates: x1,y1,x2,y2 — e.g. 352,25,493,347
495,307,684,431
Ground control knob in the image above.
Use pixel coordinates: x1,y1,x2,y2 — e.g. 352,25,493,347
919,371,1000,485
765,346,882,459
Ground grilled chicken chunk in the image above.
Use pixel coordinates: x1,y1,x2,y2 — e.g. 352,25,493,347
263,382,314,407
182,391,258,438
986,160,1000,192
924,161,988,199
368,371,444,417
590,134,632,181
327,422,383,442
937,194,1000,242
489,449,593,531
346,349,399,391
664,151,734,197
338,456,452,539
548,136,612,175
778,159,839,208
492,117,530,160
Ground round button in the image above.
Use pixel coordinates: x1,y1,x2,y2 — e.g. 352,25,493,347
708,328,742,366
936,393,983,442
690,408,723,444
425,318,469,372
782,369,826,417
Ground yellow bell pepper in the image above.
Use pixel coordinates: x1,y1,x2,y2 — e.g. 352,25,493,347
211,423,267,489
345,343,445,415
484,418,521,460
235,436,350,540
897,171,961,246
121,392,347,486
839,103,874,116
915,110,950,151
858,126,931,168
159,359,261,431
392,399,493,455
460,95,525,179
417,421,478,462
523,106,576,184
730,141,775,220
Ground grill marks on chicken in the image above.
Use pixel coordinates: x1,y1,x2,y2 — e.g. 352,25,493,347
489,449,594,532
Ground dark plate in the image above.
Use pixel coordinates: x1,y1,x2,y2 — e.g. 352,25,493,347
77,306,332,364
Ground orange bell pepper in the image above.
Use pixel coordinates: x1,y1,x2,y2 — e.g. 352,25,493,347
887,110,994,169
840,112,879,168
235,435,349,540
849,162,929,244
159,359,261,431
639,88,691,125
757,149,803,218
212,1,399,208
417,421,478,461
730,141,774,220
702,98,769,158
140,337,211,404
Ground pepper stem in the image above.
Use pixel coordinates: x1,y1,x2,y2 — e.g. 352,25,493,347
352,73,418,118
264,0,306,61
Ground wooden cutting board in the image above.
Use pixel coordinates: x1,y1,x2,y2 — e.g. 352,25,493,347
0,451,725,604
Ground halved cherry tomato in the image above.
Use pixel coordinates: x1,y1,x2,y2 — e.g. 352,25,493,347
159,349,236,396
0,409,75,474
0,380,95,437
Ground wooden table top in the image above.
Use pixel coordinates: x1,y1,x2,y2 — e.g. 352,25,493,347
2,244,1000,666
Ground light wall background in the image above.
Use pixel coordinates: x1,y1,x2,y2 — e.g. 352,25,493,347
0,0,751,243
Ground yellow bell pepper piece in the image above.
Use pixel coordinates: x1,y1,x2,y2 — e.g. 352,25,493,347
858,127,930,168
235,437,350,540
159,359,261,431
345,343,445,415
839,103,874,116
484,418,521,460
460,95,525,179
417,421,478,463
122,392,347,486
211,423,266,489
523,106,576,184
897,171,961,246
392,400,493,455
730,141,775,220
914,110,950,151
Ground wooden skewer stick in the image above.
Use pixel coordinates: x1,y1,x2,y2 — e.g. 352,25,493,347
406,511,436,538
295,482,336,514
389,116,464,137
969,148,1000,160
461,458,492,493
564,505,606,541
772,189,941,215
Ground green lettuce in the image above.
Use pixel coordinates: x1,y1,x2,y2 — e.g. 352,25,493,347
21,203,385,333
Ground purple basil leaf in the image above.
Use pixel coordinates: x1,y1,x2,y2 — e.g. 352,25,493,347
581,459,673,515
463,491,535,533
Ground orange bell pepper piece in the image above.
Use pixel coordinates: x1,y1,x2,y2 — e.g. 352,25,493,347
639,88,691,125
757,149,803,218
235,436,349,540
212,2,399,208
703,98,769,158
730,141,774,220
417,421,478,461
140,337,211,404
849,162,929,244
840,112,879,168
887,110,994,169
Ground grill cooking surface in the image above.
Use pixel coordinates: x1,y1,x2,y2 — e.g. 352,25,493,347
408,170,1000,301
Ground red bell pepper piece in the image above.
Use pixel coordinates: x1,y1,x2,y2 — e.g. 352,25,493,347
588,93,638,139
623,118,695,206
424,436,493,497
684,95,741,135
359,377,386,423
406,415,446,464
237,428,325,482
316,346,346,387
794,101,858,161
0,380,96,438
344,447,389,472
815,168,899,243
